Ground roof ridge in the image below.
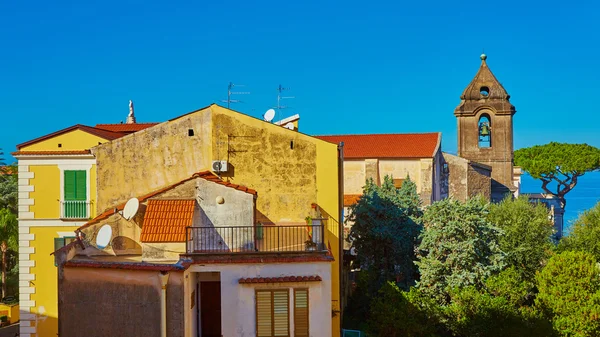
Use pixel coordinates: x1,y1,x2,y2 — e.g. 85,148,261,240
315,132,440,137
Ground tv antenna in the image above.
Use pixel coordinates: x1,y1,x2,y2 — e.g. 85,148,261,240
274,84,295,115
221,82,250,108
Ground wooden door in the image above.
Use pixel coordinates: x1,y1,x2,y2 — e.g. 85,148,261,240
200,281,222,337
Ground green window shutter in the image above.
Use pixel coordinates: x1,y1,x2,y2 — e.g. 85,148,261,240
64,170,86,201
54,237,65,267
75,171,86,200
64,171,76,200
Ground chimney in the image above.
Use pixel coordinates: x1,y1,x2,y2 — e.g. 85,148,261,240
127,100,136,124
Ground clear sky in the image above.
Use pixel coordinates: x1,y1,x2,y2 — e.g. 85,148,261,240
1,0,599,222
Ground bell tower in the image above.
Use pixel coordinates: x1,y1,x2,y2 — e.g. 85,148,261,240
455,54,516,200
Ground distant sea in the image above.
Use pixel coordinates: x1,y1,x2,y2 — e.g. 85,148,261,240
520,171,600,235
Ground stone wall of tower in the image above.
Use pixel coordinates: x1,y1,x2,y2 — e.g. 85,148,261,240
457,109,514,189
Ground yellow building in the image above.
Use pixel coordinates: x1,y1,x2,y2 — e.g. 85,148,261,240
23,104,343,337
14,117,156,337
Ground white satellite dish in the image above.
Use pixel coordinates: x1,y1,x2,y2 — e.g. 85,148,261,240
122,198,140,220
96,224,113,249
284,122,295,130
264,109,276,122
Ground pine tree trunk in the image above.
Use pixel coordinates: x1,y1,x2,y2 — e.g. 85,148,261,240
1,241,7,300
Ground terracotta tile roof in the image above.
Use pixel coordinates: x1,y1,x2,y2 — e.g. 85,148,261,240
315,133,441,159
16,124,127,150
78,171,257,231
238,275,322,283
139,199,196,242
95,123,159,133
64,259,190,271
12,150,92,156
344,194,361,207
194,171,257,195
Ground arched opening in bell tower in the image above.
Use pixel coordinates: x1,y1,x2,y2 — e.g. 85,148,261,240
478,114,491,148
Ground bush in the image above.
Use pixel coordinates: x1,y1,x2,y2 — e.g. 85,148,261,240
536,251,600,337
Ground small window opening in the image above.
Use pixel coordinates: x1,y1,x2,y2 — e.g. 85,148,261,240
98,142,102,145
188,129,194,136
290,141,294,150
58,143,62,148
478,115,491,148
480,86,490,97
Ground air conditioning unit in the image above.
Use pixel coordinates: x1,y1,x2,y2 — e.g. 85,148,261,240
212,160,228,173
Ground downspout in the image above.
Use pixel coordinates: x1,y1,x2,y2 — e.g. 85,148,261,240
337,141,345,335
160,272,170,337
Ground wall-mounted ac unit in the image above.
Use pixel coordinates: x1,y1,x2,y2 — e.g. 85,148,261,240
212,160,229,173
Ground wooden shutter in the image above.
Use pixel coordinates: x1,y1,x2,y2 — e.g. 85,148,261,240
393,178,404,189
294,289,309,337
273,290,289,336
256,290,273,337
64,170,86,200
256,290,289,337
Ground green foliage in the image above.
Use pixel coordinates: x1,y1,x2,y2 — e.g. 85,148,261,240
488,196,555,279
514,142,600,208
416,197,504,304
536,251,600,337
485,267,536,308
444,286,554,337
347,175,422,290
368,282,438,337
558,201,600,260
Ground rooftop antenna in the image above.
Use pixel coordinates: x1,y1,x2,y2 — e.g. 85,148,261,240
275,84,295,116
221,82,250,108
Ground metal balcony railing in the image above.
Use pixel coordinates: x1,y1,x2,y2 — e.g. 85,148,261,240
60,200,90,219
185,224,326,254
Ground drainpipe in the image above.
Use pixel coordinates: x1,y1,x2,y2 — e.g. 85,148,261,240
159,272,170,337
337,141,345,335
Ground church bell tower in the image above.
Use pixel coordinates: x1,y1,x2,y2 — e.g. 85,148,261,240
455,54,516,200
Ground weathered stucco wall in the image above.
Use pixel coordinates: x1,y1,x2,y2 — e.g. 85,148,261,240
443,153,491,202
59,267,185,337
467,164,492,200
196,177,254,227
343,160,366,194
211,107,319,224
187,262,333,337
92,107,213,212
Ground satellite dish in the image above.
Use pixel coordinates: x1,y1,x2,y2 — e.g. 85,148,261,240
264,109,276,122
123,198,140,220
284,122,295,130
96,224,113,249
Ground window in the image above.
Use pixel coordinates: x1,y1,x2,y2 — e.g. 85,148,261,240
480,86,490,97
294,289,309,337
54,236,76,266
256,289,289,337
63,170,87,218
478,115,492,148
393,179,405,189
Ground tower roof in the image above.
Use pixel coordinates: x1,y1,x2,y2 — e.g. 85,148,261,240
455,54,515,116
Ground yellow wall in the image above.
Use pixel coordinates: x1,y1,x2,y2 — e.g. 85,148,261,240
0,304,19,323
30,226,78,336
29,166,60,219
21,129,108,151
28,164,97,219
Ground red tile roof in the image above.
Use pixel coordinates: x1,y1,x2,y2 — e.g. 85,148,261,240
139,199,196,242
239,275,322,283
77,171,257,231
12,150,92,156
16,124,127,150
315,133,441,159
95,123,159,133
344,194,361,207
64,260,189,271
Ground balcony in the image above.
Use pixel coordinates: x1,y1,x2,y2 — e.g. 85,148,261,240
60,200,90,219
185,224,326,254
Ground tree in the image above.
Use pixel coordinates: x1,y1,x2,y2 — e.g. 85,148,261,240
0,164,17,214
0,209,17,299
347,175,422,291
416,197,505,304
536,251,600,337
558,201,600,260
488,196,555,279
514,142,600,209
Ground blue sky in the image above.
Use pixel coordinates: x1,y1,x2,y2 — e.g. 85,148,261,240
1,0,598,221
